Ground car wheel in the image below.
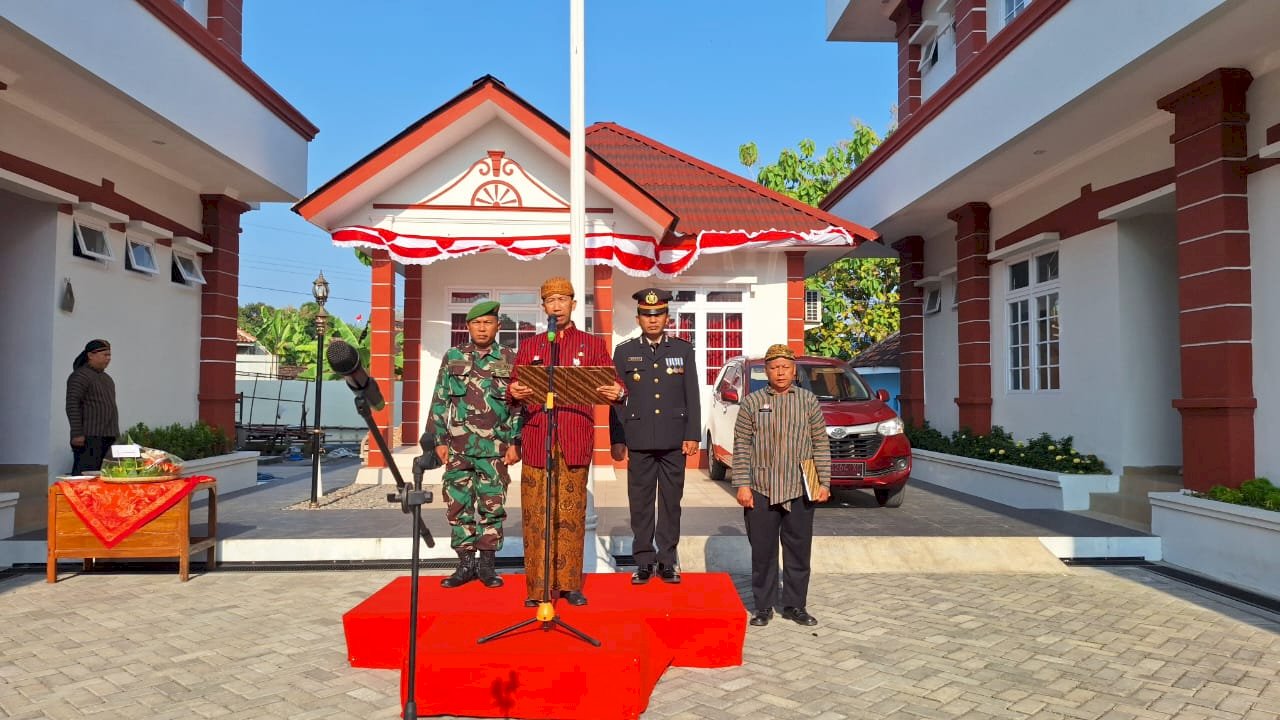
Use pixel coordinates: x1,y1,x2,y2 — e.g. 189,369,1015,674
708,433,728,482
874,485,905,508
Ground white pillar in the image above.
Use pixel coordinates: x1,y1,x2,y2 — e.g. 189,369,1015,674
569,0,616,573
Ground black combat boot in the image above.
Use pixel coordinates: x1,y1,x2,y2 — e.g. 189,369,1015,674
440,549,477,588
476,550,503,588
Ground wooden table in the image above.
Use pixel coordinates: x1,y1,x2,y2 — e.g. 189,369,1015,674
46,478,217,582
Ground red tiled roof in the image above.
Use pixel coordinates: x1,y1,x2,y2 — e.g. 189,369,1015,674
586,123,876,242
236,328,258,344
851,332,900,368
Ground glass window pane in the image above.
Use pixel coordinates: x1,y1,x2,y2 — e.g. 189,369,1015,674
673,290,696,302
1036,252,1059,283
451,291,490,304
498,291,538,305
1009,261,1030,290
707,291,742,303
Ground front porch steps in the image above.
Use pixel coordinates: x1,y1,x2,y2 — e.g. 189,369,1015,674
1084,466,1183,531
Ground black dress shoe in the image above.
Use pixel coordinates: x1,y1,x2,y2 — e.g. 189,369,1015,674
780,606,818,626
561,590,588,606
657,564,681,584
749,609,773,627
524,598,539,608
631,565,654,585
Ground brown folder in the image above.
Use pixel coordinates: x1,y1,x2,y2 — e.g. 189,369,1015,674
515,365,617,406
802,458,822,500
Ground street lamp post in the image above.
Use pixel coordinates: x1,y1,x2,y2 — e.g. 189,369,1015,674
310,272,330,508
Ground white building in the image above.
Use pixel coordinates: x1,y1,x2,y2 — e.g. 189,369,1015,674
0,0,315,533
294,76,886,471
822,0,1280,495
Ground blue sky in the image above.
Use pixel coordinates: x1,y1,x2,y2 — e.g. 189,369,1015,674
239,1,896,322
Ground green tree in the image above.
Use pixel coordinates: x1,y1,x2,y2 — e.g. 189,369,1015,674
740,120,899,359
238,303,396,381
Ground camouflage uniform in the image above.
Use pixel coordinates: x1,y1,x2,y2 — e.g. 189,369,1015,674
425,342,524,551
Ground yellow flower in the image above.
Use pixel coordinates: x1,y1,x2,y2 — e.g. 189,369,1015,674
1073,458,1080,464
998,449,1006,455
1055,455,1064,461
1048,445,1056,451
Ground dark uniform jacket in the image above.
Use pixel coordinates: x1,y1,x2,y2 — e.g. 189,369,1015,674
609,335,701,451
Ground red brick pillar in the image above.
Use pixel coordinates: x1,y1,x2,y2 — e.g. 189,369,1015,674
954,0,987,71
206,0,243,56
948,202,992,435
400,265,423,448
892,0,924,122
366,251,396,467
892,236,926,426
198,194,249,440
1157,68,1256,491
592,264,616,468
785,251,807,354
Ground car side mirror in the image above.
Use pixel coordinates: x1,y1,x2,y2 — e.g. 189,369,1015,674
876,389,890,403
721,388,740,404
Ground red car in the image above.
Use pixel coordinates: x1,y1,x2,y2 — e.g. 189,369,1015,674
706,355,912,507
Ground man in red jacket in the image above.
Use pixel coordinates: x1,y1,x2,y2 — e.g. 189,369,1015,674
509,277,623,607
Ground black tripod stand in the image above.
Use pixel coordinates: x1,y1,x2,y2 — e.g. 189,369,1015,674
353,395,436,718
477,326,600,647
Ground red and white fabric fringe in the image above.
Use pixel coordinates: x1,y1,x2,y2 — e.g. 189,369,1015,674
330,225,861,279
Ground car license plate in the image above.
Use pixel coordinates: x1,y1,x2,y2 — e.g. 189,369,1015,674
834,461,865,477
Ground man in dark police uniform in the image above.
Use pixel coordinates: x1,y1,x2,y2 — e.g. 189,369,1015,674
610,288,701,585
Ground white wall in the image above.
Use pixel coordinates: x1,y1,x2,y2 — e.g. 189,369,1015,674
990,225,1125,468
919,8,957,102
828,0,1226,230
0,102,204,230
1116,214,1181,467
1251,166,1280,482
0,192,57,465
0,0,308,197
48,215,202,475
921,230,959,433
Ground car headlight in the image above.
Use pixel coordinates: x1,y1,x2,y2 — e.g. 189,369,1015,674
876,417,904,436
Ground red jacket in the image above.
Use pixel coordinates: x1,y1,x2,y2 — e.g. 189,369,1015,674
512,324,615,468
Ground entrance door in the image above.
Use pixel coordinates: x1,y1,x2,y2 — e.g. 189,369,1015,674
665,289,745,385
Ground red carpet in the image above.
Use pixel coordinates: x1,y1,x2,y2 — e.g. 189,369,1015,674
343,573,747,719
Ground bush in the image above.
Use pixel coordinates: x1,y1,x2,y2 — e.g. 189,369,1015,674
904,422,1110,474
1201,478,1280,512
124,421,232,461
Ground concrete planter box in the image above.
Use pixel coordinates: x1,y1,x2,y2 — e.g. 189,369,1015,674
1150,491,1280,599
0,492,17,540
183,451,260,494
912,449,1118,511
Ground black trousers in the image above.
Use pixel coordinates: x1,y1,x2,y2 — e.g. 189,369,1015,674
744,490,814,612
627,447,686,567
72,436,115,474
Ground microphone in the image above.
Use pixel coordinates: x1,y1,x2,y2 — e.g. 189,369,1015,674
546,313,557,343
326,339,385,411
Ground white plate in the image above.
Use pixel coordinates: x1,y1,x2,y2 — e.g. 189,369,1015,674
58,475,96,481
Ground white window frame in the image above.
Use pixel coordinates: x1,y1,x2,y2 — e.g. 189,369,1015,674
172,252,206,286
1004,0,1029,24
72,221,114,263
124,238,159,275
664,288,748,386
803,289,822,323
1004,246,1060,393
924,287,943,315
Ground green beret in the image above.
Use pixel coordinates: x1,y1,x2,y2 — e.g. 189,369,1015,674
466,300,501,322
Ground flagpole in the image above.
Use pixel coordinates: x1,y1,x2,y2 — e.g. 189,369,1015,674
569,0,586,326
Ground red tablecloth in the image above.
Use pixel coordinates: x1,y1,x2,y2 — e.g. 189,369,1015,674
55,476,209,549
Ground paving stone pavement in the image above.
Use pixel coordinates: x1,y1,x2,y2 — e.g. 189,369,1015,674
2,566,1278,719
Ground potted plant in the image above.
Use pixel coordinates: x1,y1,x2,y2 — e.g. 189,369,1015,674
124,422,261,494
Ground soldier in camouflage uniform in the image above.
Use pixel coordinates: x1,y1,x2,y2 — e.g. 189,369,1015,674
425,300,524,588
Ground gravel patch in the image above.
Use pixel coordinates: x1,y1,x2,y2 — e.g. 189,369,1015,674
284,482,401,510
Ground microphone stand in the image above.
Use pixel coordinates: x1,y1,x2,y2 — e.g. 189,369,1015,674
352,394,435,718
478,319,600,647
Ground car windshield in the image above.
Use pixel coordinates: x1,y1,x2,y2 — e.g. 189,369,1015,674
745,362,872,401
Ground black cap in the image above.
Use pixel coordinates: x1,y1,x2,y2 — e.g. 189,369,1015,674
633,288,672,316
